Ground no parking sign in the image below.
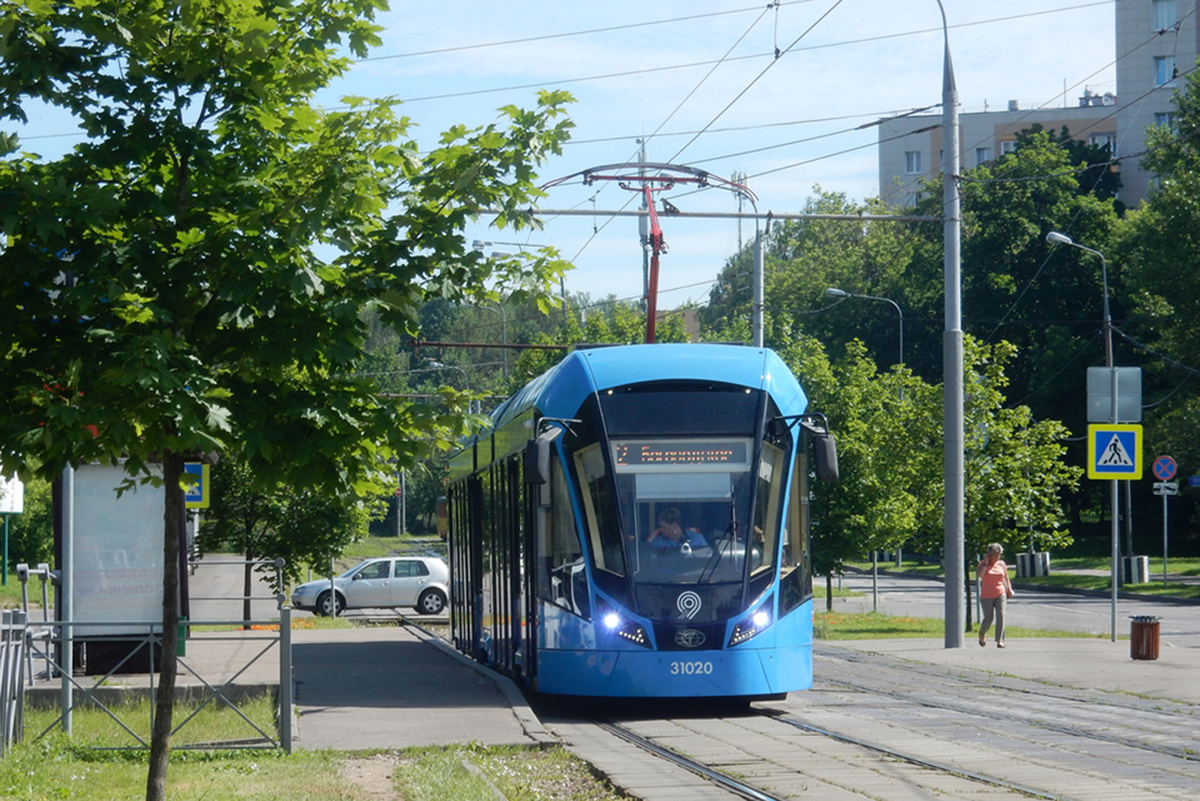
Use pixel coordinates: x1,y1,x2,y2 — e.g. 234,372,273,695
1152,455,1177,482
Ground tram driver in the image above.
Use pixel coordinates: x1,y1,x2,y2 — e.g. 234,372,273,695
647,507,708,550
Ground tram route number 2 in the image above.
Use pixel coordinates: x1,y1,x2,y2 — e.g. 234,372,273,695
669,660,714,676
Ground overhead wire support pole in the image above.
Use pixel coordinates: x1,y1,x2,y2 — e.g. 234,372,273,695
540,163,759,345
938,0,966,649
642,184,665,344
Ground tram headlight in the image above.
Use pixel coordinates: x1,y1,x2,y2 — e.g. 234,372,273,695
599,609,651,648
729,597,774,647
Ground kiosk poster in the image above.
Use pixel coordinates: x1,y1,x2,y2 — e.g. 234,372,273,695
73,464,164,635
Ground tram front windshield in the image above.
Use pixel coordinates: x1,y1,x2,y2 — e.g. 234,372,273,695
571,384,790,612
613,437,756,584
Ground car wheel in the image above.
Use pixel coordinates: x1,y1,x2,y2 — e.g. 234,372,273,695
416,588,447,616
317,590,344,617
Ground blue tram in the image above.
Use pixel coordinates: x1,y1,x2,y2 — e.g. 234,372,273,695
446,343,837,699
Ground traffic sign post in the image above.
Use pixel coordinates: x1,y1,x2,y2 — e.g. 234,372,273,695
1086,424,1143,642
1155,455,1178,588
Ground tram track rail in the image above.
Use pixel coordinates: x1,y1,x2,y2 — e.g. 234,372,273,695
819,672,1200,763
594,711,1077,801
397,615,1200,799
762,711,1068,801
596,720,782,801
816,645,1200,766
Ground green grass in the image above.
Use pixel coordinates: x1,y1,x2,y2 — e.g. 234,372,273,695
0,737,363,801
0,574,45,610
814,610,1103,641
843,555,1200,601
0,729,627,801
23,693,280,750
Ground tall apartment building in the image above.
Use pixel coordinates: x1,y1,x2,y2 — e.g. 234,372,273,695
1115,0,1199,201
878,0,1198,209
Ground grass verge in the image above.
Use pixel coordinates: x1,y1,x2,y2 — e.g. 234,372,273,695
0,736,629,801
814,610,1103,641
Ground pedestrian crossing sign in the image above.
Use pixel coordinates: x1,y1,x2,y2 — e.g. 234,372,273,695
1087,424,1142,480
183,462,210,509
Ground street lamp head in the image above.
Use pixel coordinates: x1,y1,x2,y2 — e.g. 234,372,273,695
1046,231,1073,246
825,287,849,298
471,240,492,251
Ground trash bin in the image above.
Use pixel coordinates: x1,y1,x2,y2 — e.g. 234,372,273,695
1130,615,1160,660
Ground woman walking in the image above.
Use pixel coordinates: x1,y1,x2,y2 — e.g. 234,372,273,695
976,543,1015,648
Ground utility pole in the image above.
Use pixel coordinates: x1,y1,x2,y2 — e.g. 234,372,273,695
939,0,966,649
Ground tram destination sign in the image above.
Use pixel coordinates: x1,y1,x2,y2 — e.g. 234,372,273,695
614,439,749,468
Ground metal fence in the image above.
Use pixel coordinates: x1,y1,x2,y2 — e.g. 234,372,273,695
0,610,27,755
14,558,293,753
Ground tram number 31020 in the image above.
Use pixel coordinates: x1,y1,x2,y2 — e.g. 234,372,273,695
669,660,714,676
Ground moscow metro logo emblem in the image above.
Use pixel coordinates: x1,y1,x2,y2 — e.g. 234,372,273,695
676,591,702,620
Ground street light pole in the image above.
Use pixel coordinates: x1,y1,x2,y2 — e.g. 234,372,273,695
424,361,476,413
1047,230,1119,642
824,288,904,367
826,286,907,594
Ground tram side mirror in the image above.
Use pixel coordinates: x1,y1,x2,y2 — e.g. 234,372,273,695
814,434,839,482
524,438,549,486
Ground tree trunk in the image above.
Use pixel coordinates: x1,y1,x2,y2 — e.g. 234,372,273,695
825,573,834,612
243,555,254,630
146,451,184,801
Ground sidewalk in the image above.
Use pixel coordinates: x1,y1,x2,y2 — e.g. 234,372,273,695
827,635,1200,704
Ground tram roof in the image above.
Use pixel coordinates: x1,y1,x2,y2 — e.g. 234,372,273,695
487,343,808,430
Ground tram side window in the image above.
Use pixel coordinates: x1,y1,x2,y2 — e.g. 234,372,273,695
574,443,626,577
751,442,785,578
537,455,590,617
780,448,812,615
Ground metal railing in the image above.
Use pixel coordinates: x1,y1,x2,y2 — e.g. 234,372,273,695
25,616,292,752
0,610,27,754
15,558,293,753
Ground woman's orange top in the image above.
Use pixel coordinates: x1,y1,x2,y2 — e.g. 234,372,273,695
978,559,1009,599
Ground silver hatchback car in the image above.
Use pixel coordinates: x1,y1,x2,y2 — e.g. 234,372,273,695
290,556,449,617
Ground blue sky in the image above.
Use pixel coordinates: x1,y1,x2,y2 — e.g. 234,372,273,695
15,1,1117,305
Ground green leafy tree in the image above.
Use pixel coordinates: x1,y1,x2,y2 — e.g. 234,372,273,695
773,329,1078,608
958,340,1081,558
909,131,1120,553
2,476,54,574
0,3,572,798
1115,65,1200,542
1014,124,1123,203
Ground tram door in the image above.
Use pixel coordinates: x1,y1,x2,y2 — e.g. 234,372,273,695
477,455,523,674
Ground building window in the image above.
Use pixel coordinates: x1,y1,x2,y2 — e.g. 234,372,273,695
1153,0,1177,30
904,151,921,174
1089,134,1116,156
975,147,993,166
1000,140,1017,155
1155,112,1175,127
1155,55,1177,86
